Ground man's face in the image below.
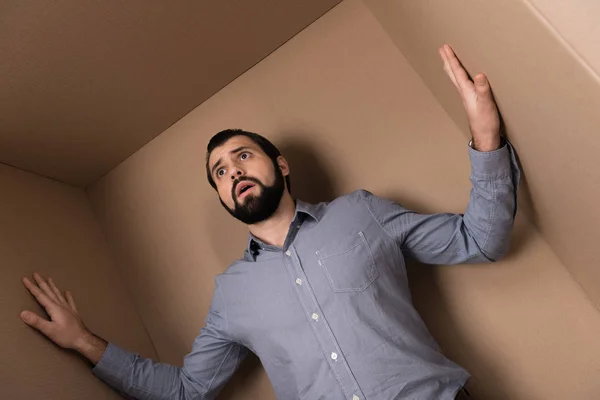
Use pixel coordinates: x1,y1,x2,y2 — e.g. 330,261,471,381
208,136,288,224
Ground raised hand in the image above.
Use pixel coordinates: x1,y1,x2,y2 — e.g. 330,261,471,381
439,44,502,152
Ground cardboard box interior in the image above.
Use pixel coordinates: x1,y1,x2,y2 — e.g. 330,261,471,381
3,1,599,399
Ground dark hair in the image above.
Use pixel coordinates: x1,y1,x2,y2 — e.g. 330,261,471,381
206,129,291,193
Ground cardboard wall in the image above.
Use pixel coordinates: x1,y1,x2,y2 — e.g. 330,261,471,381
0,0,341,186
88,1,600,399
1,163,156,399
527,0,600,77
362,0,600,311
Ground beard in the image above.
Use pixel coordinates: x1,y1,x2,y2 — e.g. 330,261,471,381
220,163,285,225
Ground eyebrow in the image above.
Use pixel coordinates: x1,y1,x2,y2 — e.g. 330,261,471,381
210,146,252,177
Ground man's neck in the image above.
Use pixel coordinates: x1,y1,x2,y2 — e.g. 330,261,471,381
248,193,296,248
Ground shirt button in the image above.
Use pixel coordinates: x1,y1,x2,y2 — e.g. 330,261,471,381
352,396,360,400
311,313,319,321
285,250,291,256
295,278,302,285
331,352,338,360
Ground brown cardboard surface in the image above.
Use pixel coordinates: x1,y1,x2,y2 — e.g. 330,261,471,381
526,0,600,78
363,0,600,310
0,0,341,186
88,1,600,399
0,163,156,399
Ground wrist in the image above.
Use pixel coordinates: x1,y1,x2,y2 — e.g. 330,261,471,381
75,332,108,365
73,331,95,352
470,136,502,152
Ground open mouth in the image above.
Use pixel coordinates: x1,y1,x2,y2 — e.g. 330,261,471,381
236,181,256,199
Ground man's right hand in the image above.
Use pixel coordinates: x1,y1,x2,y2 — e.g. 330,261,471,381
20,273,106,363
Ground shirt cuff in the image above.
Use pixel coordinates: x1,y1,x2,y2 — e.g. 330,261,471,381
468,140,511,178
92,342,136,388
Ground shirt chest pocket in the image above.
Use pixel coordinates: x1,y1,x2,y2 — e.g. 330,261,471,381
315,231,380,292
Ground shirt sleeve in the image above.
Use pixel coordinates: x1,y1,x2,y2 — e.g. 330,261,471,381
360,140,520,264
92,280,247,400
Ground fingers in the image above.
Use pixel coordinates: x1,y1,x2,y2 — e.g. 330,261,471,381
23,276,54,310
33,273,59,303
47,277,68,305
442,44,474,93
20,310,52,335
65,291,79,313
439,46,459,91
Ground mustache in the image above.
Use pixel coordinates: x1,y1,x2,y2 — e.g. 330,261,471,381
232,176,262,198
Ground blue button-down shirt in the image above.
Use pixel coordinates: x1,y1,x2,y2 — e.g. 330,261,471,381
93,142,519,400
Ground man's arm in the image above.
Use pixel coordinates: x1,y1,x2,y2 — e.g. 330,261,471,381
21,273,245,400
359,45,520,265
360,139,519,264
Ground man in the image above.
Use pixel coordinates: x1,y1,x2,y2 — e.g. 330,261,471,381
20,45,519,399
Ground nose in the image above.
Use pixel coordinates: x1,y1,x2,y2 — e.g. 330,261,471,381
230,169,243,180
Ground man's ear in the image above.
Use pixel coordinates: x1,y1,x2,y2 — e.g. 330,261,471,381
276,156,290,177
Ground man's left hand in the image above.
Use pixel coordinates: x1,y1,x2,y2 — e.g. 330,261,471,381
439,44,501,152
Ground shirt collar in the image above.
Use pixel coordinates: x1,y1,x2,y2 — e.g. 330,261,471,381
295,198,323,223
244,199,324,260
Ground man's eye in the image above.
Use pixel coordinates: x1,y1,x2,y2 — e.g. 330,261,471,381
240,152,249,160
217,169,225,177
